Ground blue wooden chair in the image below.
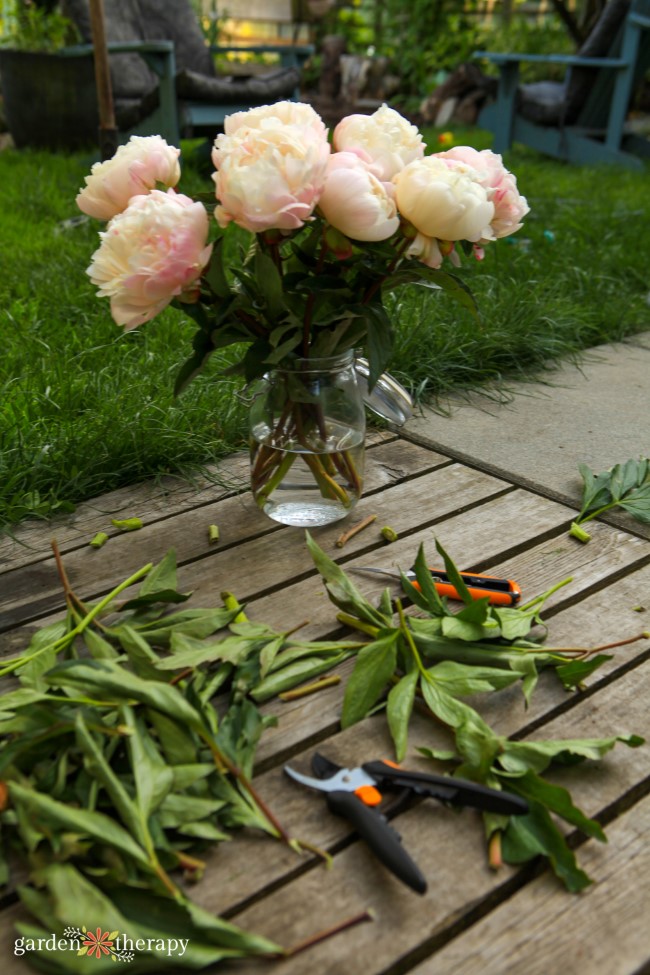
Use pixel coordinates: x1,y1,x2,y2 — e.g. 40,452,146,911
61,0,313,146
474,0,650,169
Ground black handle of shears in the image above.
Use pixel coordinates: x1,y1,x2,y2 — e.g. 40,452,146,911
363,761,529,816
325,790,427,895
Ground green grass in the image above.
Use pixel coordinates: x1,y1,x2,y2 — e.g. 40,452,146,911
0,131,648,531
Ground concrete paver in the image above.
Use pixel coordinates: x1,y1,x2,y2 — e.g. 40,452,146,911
403,332,650,540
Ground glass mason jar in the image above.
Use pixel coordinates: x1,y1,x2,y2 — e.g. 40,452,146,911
249,351,366,527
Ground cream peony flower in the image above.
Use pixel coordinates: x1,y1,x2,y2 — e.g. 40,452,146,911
333,104,425,181
394,156,495,243
318,152,399,242
86,189,212,330
76,135,181,221
220,100,328,141
211,101,331,234
436,146,530,239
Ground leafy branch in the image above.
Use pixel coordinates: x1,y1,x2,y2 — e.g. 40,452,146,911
305,532,647,891
570,457,650,542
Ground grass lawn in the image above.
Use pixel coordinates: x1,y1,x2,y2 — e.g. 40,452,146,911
1,127,648,532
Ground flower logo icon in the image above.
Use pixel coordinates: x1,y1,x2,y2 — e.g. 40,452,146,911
63,926,133,962
82,928,115,959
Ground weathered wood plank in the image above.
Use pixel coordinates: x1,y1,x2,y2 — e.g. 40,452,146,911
0,432,411,574
200,660,650,974
409,775,650,975
242,488,594,638
0,459,506,639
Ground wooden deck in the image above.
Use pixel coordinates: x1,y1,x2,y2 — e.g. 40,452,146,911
2,431,650,974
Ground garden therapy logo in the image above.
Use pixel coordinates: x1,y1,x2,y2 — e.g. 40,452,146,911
14,926,190,960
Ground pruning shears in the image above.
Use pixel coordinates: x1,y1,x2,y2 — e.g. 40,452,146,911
352,566,522,607
284,753,529,895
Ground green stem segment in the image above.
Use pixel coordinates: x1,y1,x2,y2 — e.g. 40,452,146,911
0,562,153,677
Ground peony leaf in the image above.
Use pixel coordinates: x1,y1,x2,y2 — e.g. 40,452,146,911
341,631,399,728
387,670,418,762
501,799,592,892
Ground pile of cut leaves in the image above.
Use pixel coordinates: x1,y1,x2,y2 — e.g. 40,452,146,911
0,548,362,972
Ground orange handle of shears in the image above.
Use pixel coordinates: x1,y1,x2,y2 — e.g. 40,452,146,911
410,571,521,607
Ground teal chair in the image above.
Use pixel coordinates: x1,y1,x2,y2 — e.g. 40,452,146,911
61,0,313,146
475,0,650,169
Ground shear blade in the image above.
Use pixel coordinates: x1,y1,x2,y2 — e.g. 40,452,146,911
311,751,343,779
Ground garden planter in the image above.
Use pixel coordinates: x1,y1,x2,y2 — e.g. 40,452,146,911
0,48,98,150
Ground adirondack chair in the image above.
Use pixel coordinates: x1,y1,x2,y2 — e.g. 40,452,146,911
475,0,650,169
60,0,313,146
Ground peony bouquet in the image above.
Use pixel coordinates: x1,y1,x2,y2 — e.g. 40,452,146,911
77,101,528,523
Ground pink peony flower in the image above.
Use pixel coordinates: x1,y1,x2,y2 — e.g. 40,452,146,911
211,102,331,233
333,104,425,181
318,152,399,242
435,146,530,239
86,189,212,329
394,156,495,244
76,135,181,221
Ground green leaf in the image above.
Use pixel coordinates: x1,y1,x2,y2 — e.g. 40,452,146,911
135,549,179,596
216,698,271,779
434,539,475,607
341,631,399,728
305,532,389,628
386,670,418,762
363,302,393,390
259,636,285,678
576,463,612,516
8,781,149,867
83,627,120,660
74,711,147,847
157,632,257,670
114,625,164,680
618,487,650,522
419,676,473,731
122,707,175,821
501,798,592,892
409,544,447,615
503,770,605,841
492,604,542,641
203,237,231,298
254,248,286,320
147,711,198,766
498,735,644,775
132,606,239,646
177,821,230,841
609,458,645,501
169,763,214,791
428,660,521,697
555,654,612,690
157,794,226,829
46,659,204,733
251,649,353,702
441,614,488,642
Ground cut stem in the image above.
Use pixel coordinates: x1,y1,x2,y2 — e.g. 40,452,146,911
336,514,377,548
284,909,375,959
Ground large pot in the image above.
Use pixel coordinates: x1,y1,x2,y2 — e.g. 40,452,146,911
0,48,98,150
